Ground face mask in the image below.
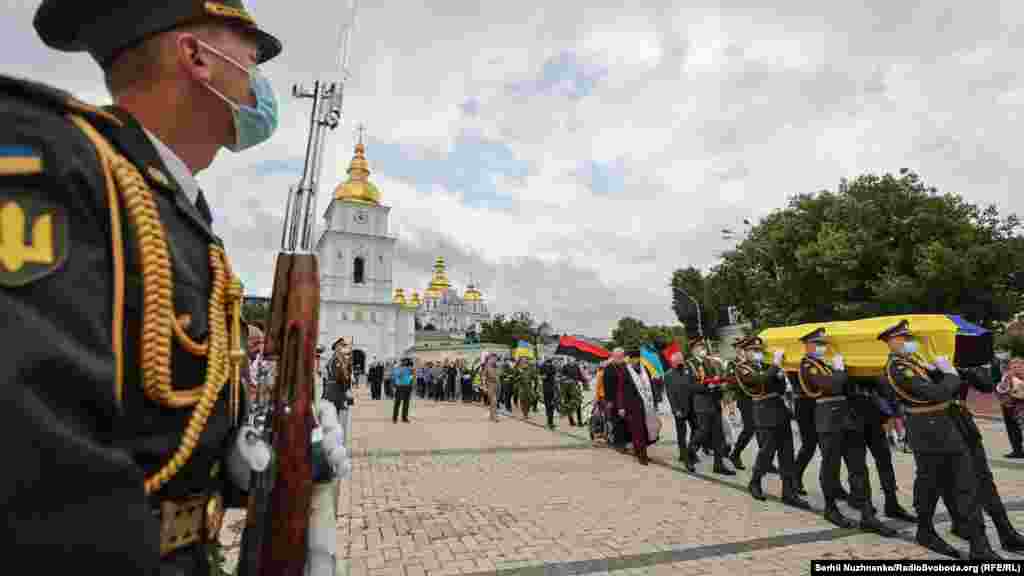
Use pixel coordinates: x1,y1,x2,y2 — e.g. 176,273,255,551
902,341,918,355
813,345,826,357
752,351,763,363
198,39,279,152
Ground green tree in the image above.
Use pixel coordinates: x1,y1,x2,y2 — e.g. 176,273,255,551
479,312,537,347
610,317,688,354
710,170,1021,327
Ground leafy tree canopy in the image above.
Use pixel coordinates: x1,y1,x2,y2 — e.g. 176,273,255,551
610,317,688,352
708,170,1021,328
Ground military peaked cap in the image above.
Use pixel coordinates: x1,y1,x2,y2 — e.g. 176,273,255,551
877,319,912,342
799,327,828,344
34,0,282,68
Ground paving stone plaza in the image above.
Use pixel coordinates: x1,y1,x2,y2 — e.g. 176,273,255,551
220,389,1024,575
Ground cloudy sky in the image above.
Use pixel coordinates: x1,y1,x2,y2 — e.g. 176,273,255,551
5,0,1022,337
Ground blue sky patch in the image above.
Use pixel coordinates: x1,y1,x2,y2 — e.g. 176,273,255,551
251,158,305,176
362,130,529,211
506,50,608,101
577,158,627,196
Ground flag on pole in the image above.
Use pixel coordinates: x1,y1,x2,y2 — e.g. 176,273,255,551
640,345,665,378
661,341,681,363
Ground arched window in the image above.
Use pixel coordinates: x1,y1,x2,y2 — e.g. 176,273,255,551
353,257,365,284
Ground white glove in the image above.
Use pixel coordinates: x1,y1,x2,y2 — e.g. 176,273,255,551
773,350,784,367
831,354,845,371
236,425,271,473
934,356,956,374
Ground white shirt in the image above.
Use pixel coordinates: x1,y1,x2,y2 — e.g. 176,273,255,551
143,128,200,205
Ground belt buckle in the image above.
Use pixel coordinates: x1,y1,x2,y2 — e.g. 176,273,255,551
158,494,218,557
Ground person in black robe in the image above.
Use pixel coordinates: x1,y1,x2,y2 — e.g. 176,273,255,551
603,348,633,451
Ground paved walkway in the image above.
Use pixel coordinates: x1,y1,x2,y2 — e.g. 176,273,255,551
220,386,1024,575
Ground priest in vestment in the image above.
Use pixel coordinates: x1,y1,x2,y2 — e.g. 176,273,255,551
609,347,658,464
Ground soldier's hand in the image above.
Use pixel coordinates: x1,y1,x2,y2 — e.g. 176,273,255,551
935,356,957,375
773,350,784,366
237,426,271,472
832,354,845,371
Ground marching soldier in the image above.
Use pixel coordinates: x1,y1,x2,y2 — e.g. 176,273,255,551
880,319,1000,559
733,337,810,508
3,1,282,573
845,371,916,523
799,328,896,536
686,337,735,475
729,338,758,471
945,366,1024,553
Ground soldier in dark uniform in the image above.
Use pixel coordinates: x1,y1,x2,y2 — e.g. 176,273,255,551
799,328,896,536
728,337,757,471
846,371,916,522
944,366,1024,553
664,349,695,469
686,337,735,475
879,320,1001,559
540,358,559,429
733,337,810,509
3,2,282,573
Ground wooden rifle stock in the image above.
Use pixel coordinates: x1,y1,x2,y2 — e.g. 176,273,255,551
249,252,320,576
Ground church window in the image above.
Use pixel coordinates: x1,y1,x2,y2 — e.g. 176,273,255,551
353,257,365,284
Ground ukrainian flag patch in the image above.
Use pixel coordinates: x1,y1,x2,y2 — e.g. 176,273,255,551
0,145,43,176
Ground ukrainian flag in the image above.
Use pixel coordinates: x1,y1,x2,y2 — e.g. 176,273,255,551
640,345,664,379
0,145,43,176
513,339,535,359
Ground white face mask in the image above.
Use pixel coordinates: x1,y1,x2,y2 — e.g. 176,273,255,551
902,341,919,355
814,345,827,357
751,351,764,363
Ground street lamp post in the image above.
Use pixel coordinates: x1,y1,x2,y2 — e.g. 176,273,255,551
679,289,703,337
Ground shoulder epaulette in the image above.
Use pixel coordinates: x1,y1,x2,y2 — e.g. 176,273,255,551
0,74,122,128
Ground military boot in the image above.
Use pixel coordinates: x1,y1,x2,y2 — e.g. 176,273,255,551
713,457,736,476
884,491,917,522
824,500,856,529
860,505,899,538
991,502,1024,553
749,473,766,501
916,528,962,559
729,447,746,471
781,476,811,509
967,511,1003,560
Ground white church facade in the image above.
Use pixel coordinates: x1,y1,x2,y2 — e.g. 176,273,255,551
315,137,491,372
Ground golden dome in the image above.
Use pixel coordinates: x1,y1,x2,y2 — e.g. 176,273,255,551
333,141,381,204
463,283,483,302
393,288,407,305
425,256,451,298
408,291,422,307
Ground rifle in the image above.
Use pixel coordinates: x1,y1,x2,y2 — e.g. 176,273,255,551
242,3,359,575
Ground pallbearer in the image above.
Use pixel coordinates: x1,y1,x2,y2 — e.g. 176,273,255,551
799,328,896,536
733,337,809,509
880,320,1001,559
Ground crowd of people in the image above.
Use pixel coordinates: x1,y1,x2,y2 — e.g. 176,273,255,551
293,323,1024,563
